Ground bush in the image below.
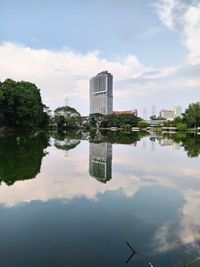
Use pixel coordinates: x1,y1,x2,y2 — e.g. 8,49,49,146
122,124,132,131
138,120,149,128
176,123,187,131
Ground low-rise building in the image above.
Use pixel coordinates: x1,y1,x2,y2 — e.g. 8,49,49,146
113,110,138,116
159,109,174,120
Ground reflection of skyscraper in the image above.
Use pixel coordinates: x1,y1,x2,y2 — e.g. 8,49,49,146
89,142,112,183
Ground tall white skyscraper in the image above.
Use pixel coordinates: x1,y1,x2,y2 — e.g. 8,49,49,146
90,71,113,115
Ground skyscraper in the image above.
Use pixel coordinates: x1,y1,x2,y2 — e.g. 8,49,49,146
90,71,113,115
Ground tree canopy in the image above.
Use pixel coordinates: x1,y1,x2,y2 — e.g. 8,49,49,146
0,79,49,129
182,102,200,128
53,105,81,130
89,113,140,128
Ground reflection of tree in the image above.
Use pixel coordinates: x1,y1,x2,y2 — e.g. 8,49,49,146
0,133,49,185
166,133,200,158
52,131,81,151
90,130,149,144
54,139,80,151
183,135,200,158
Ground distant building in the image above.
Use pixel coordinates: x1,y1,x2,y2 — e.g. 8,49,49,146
146,119,166,126
89,142,112,183
90,71,113,115
173,106,182,118
159,109,174,120
113,110,138,117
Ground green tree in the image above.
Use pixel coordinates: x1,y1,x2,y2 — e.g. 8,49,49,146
0,79,49,129
176,123,187,131
138,120,149,128
150,115,166,120
182,103,200,128
100,114,140,128
54,106,81,130
122,124,132,131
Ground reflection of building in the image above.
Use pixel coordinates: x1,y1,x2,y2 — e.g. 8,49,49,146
158,138,181,149
89,142,112,183
90,71,113,115
172,142,181,150
159,139,173,146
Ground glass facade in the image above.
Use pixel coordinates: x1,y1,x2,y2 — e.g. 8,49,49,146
90,71,113,114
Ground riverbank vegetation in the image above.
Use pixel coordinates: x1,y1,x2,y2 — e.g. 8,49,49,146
1,79,199,133
160,103,200,130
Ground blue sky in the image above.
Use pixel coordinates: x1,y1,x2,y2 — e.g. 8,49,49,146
0,0,200,116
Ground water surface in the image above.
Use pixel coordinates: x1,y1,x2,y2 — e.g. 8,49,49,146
0,132,200,267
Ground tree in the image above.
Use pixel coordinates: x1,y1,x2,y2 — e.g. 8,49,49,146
182,103,200,128
150,115,165,120
54,106,81,130
100,114,140,128
0,79,49,129
138,120,149,128
123,124,132,131
176,123,187,131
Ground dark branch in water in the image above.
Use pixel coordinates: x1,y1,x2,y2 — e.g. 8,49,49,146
126,241,154,267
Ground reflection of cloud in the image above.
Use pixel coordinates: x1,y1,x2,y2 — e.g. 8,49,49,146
0,171,143,208
0,136,200,259
0,143,148,207
154,188,200,253
180,190,200,245
154,223,179,252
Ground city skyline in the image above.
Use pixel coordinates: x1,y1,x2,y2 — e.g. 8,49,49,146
0,0,199,116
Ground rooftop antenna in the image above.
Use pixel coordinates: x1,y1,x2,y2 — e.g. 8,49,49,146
65,97,69,107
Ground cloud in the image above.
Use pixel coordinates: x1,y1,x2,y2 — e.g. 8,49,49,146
0,41,144,113
155,0,200,65
0,41,199,116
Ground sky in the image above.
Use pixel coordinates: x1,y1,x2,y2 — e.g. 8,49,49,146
0,0,200,117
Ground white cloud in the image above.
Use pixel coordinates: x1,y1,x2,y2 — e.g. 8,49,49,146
156,0,200,65
184,3,200,65
0,41,198,115
0,42,144,113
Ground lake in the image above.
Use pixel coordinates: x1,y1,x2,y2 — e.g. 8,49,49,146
0,131,200,267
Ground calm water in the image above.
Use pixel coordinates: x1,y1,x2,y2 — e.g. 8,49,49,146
0,131,200,267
